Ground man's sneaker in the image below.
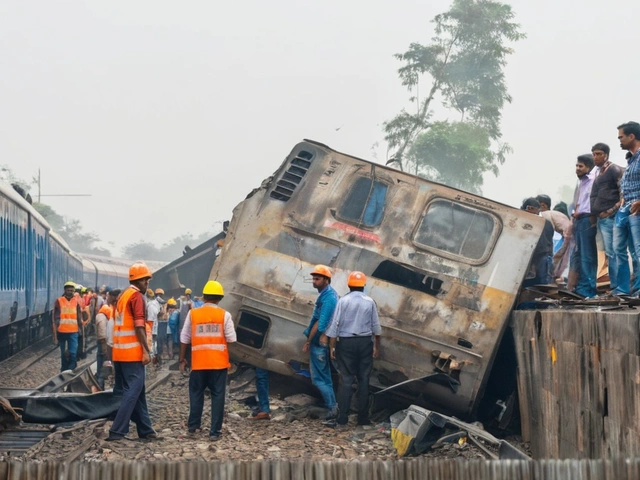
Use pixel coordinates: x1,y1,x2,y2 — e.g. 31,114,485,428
251,411,270,421
139,431,162,440
209,434,220,441
322,419,337,428
325,406,339,420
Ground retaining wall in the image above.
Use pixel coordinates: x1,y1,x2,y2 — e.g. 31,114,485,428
512,309,640,459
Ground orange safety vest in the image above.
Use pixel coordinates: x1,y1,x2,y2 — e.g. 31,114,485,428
99,304,113,319
57,296,79,333
190,305,230,371
113,286,144,362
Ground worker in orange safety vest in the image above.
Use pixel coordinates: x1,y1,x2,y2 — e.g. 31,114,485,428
52,281,82,371
179,280,236,441
106,262,158,442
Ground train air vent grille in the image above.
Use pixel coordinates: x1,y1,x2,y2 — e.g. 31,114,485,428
270,150,313,201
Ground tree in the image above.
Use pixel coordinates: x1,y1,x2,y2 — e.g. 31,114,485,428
383,0,524,190
33,202,65,231
58,218,111,256
406,121,509,193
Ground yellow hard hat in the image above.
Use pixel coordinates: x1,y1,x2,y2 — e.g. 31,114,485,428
202,281,224,296
185,288,193,295
154,288,165,295
64,281,76,288
167,298,177,307
146,288,154,297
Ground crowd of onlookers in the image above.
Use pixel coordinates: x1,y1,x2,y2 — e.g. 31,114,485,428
521,121,640,298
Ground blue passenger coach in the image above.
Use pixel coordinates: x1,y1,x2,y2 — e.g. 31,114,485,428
0,180,82,361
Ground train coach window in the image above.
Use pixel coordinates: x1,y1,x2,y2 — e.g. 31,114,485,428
339,177,388,228
414,200,498,263
236,311,269,349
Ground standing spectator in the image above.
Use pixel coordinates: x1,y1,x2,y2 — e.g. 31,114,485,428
590,142,624,292
95,289,118,390
303,265,339,419
616,122,640,295
52,281,82,372
521,198,554,286
571,154,598,298
540,205,573,281
167,298,180,359
324,272,381,427
107,263,157,442
179,281,236,441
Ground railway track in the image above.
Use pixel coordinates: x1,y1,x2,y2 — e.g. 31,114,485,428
0,366,173,461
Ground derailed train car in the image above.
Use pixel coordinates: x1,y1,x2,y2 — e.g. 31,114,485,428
211,140,545,422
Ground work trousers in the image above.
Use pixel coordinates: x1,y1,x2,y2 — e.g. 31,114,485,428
57,332,78,372
335,336,373,425
188,368,228,437
110,361,154,437
309,344,336,410
96,345,106,390
156,321,168,357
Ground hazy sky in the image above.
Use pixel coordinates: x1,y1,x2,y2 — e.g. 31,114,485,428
1,0,637,255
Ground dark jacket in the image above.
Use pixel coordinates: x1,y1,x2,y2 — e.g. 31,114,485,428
590,163,623,215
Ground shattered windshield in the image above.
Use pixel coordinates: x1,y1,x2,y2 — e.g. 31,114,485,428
339,177,388,227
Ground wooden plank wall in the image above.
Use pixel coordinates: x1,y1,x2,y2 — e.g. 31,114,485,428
512,309,640,459
3,458,640,480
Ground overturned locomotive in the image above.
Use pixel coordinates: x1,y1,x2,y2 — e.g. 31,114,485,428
211,140,544,424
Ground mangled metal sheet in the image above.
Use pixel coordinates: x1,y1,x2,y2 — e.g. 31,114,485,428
211,140,545,421
1,366,120,424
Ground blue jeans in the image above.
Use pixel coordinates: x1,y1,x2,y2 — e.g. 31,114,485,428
613,214,640,294
110,361,154,437
309,344,336,410
571,216,598,297
57,332,78,372
188,369,227,436
255,367,270,414
598,216,617,291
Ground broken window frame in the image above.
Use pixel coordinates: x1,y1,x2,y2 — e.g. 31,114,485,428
412,198,502,265
336,170,390,229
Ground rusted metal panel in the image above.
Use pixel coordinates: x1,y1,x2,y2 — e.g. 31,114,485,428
512,309,640,459
213,140,545,421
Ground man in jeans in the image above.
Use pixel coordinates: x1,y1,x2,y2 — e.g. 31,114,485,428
302,265,339,419
590,143,624,292
617,122,640,296
571,154,598,298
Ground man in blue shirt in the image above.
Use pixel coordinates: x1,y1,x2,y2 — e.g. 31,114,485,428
325,271,381,427
302,265,338,419
617,121,640,296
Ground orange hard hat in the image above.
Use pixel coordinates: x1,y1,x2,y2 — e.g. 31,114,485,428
129,262,153,281
347,271,367,288
310,265,332,279
154,288,164,295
